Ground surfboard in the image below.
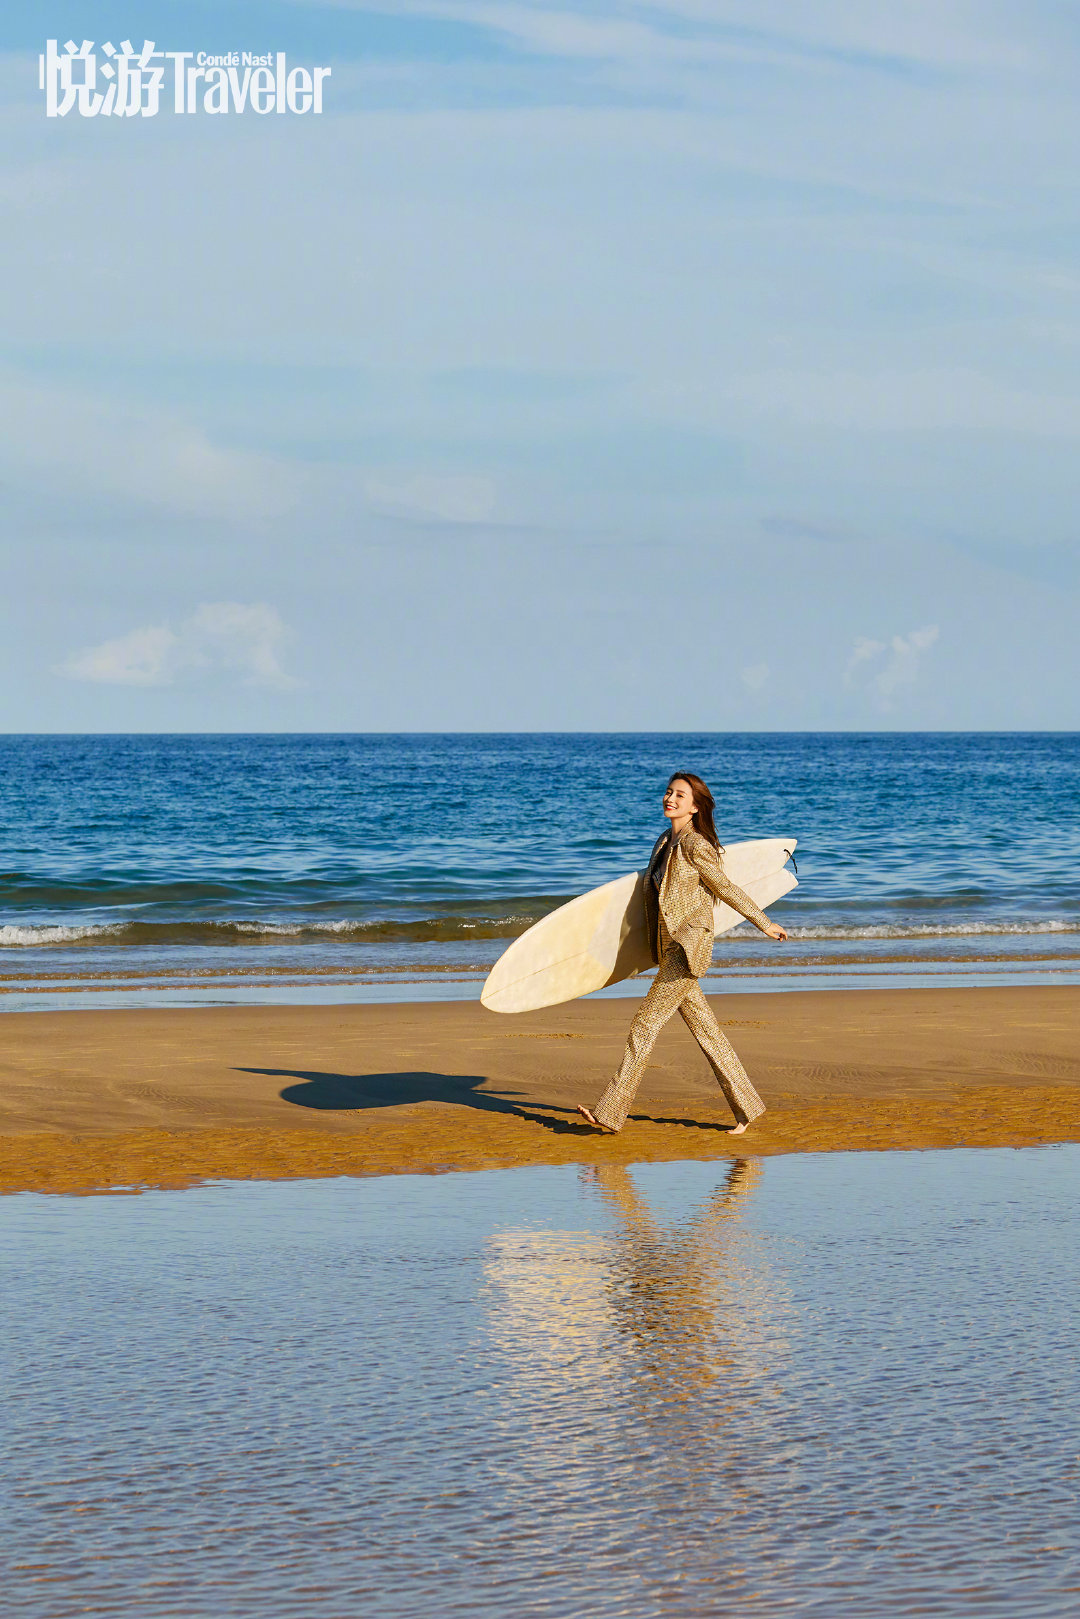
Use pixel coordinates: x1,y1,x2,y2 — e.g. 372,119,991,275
481,837,797,1014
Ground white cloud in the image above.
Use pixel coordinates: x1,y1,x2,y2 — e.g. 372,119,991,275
60,624,180,687
845,624,940,703
876,624,940,697
57,603,297,690
183,603,297,688
845,635,887,682
741,661,769,691
363,470,497,522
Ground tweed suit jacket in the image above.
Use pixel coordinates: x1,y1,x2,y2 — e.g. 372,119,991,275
644,825,774,978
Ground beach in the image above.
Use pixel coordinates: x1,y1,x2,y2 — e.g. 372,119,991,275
3,741,1076,1618
3,982,1077,1194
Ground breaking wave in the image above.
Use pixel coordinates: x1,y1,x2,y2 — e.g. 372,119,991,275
0,923,128,947
781,920,1080,942
0,914,1077,949
0,915,543,948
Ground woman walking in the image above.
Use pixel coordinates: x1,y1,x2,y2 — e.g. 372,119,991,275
577,772,787,1137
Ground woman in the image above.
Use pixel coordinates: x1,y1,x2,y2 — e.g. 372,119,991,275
577,772,787,1137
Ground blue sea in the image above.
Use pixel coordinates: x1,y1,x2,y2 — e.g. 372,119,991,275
1,732,1077,1010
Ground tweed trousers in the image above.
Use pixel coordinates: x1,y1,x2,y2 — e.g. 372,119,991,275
592,925,766,1133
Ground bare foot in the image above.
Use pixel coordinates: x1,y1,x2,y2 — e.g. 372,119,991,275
576,1105,617,1133
729,1121,749,1136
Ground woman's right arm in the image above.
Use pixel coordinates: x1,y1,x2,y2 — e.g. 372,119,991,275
690,839,787,939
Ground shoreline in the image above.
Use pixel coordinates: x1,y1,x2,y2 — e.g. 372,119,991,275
2,954,1079,1016
1,984,1077,1195
5,920,1080,1018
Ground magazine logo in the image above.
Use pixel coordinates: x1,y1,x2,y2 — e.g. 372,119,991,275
39,40,332,117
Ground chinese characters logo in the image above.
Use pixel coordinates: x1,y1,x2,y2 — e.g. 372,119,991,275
39,40,332,117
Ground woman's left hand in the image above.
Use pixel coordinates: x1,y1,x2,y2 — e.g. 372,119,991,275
765,922,787,941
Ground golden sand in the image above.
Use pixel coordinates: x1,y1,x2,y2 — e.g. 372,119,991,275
1,985,1077,1195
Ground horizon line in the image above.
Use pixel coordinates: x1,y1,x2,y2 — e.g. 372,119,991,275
1,729,1077,740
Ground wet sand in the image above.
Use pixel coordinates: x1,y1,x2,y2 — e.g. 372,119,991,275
1,985,1078,1194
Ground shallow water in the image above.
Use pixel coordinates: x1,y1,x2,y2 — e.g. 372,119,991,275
4,1147,1078,1616
5,931,1078,1012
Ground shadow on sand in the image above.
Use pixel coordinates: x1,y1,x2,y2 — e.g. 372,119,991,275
236,1068,591,1134
628,1112,747,1134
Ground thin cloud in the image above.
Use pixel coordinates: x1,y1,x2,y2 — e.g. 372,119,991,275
727,368,1080,440
876,624,940,697
0,370,295,526
368,1,1037,75
845,635,887,682
59,624,179,687
57,603,297,690
845,625,940,703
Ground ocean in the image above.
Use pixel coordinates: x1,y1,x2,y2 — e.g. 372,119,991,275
1,732,1077,1011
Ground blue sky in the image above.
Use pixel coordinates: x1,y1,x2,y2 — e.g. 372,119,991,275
2,0,1078,729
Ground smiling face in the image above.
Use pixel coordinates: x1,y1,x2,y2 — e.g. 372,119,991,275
662,777,697,827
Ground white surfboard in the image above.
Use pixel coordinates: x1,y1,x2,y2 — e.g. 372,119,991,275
482,837,797,1014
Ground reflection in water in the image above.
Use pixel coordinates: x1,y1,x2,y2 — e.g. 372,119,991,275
484,1159,789,1460
586,1159,770,1403
5,1151,1079,1617
482,1160,795,1605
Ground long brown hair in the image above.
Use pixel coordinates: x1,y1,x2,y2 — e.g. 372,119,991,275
667,771,723,851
